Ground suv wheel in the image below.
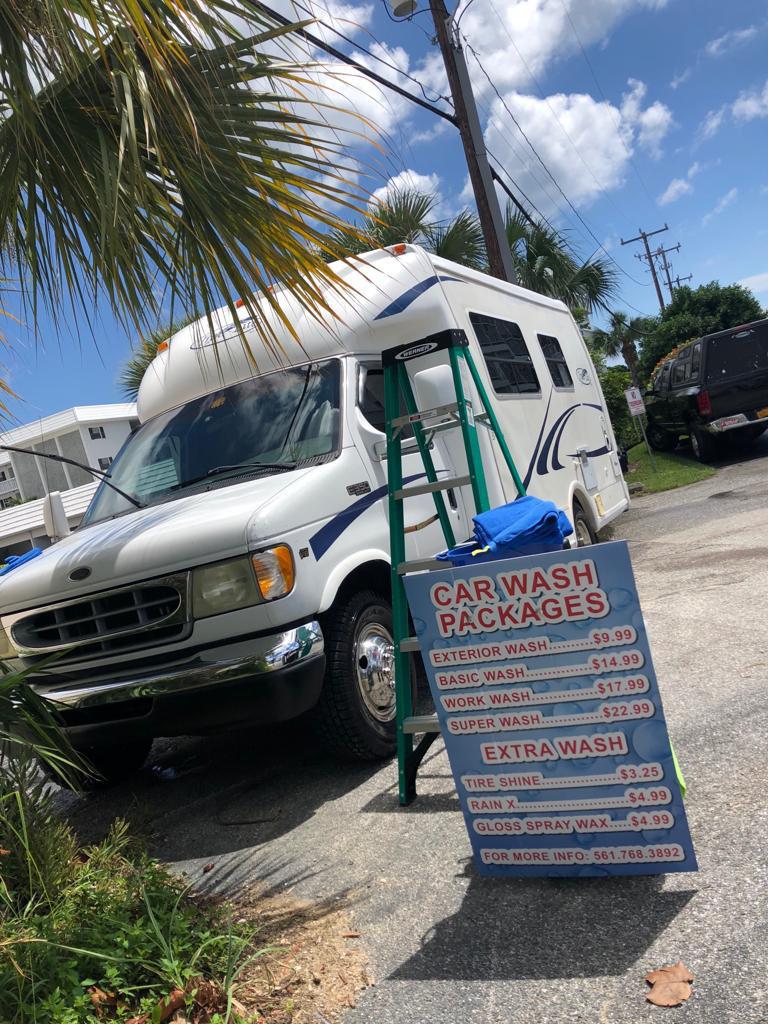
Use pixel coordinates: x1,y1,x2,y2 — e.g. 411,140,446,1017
315,589,396,760
572,501,597,546
646,424,675,452
690,426,716,463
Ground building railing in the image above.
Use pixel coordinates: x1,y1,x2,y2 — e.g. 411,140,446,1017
0,477,20,497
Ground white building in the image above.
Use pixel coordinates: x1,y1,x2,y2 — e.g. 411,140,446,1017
0,404,138,557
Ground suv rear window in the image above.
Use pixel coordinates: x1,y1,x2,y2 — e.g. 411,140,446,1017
706,323,768,381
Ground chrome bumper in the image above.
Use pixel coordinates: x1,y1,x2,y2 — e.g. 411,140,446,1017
33,621,324,711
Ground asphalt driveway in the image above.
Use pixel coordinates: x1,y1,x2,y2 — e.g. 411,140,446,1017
61,440,768,1024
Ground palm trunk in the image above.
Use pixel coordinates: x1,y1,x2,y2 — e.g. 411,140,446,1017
622,339,641,387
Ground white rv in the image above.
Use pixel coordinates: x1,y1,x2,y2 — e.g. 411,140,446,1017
0,246,628,782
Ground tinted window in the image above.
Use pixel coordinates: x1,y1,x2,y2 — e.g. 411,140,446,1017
672,361,687,386
706,324,768,381
690,343,701,376
469,313,540,395
655,362,671,393
537,334,573,388
358,366,413,437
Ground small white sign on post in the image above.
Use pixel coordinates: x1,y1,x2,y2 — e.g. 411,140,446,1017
624,387,646,418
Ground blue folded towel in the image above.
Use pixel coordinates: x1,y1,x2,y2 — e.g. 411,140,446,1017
473,496,573,553
435,496,573,566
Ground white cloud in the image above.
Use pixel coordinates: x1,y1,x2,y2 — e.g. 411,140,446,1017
658,161,701,205
484,82,669,217
702,187,738,226
670,68,691,89
704,25,759,58
620,79,673,158
371,169,441,204
738,271,768,296
732,80,768,121
698,106,726,141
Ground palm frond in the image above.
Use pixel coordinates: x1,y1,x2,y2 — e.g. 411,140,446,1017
424,210,485,270
0,1,369,354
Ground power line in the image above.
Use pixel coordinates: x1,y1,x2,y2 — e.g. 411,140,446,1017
556,0,656,207
464,41,649,288
484,0,639,227
292,0,451,107
251,0,457,124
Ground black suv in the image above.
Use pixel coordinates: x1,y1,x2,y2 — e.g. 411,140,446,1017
644,318,768,461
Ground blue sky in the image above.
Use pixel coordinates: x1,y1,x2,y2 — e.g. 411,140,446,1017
3,0,768,423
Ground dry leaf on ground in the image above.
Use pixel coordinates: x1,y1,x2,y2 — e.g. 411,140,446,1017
646,961,694,985
647,981,693,1007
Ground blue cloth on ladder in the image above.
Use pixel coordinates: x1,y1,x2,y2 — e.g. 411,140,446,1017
435,496,573,566
473,496,573,553
0,548,43,577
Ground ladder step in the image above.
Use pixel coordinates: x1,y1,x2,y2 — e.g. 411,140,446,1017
397,558,445,574
391,402,460,428
399,636,421,652
403,714,440,735
395,475,470,499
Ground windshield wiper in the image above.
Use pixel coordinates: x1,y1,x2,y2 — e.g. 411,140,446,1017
169,460,297,492
0,444,144,509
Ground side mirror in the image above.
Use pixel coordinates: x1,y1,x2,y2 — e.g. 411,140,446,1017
42,491,71,541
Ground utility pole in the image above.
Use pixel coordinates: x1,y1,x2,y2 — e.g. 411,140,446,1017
421,0,516,283
655,243,681,302
674,273,693,290
620,225,669,313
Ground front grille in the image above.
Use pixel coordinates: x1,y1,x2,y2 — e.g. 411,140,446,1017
10,578,187,655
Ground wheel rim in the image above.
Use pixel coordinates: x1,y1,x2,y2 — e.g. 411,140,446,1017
354,620,396,723
575,517,593,547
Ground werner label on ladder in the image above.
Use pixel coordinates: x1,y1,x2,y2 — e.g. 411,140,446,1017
402,541,697,878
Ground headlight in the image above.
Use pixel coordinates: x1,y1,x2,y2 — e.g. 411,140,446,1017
251,545,295,601
192,557,260,618
0,624,15,659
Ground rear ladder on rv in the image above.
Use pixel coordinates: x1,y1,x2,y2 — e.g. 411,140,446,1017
382,329,526,805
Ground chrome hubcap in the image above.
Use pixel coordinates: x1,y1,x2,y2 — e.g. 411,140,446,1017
575,518,593,546
355,621,396,723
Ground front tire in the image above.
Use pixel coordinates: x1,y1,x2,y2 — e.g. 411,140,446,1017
646,423,675,452
315,589,396,760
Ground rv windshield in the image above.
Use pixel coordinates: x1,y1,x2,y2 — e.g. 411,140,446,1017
82,360,341,525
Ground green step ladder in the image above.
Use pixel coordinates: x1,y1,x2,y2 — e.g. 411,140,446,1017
382,329,527,805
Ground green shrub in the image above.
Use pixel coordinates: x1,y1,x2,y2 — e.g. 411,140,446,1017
0,754,254,1024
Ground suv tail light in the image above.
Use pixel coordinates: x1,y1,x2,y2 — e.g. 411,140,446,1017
697,389,712,416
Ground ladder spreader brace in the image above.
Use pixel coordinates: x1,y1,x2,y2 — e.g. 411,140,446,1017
383,329,526,805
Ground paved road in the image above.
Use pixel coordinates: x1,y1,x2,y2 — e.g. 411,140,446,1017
62,440,768,1024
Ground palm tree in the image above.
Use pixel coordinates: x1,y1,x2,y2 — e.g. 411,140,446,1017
321,188,617,314
0,0,364,350
504,209,617,315
0,0,371,770
592,311,648,387
323,189,486,270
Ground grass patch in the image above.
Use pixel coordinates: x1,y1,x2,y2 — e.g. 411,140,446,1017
624,442,715,494
0,751,258,1024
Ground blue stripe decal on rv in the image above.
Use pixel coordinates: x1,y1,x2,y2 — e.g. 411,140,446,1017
373,275,460,320
525,401,604,486
309,473,426,559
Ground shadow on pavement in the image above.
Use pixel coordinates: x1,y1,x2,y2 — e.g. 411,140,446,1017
391,868,696,980
59,722,381,862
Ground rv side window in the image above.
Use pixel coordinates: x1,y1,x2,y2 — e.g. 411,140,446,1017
358,366,412,437
536,333,573,388
469,313,541,395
